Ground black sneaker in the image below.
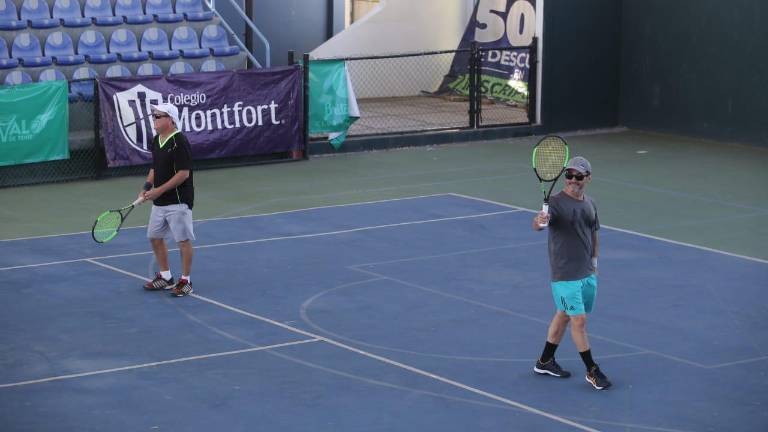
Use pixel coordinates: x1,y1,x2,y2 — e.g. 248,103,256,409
534,358,571,378
170,279,193,297
586,365,612,390
144,273,175,290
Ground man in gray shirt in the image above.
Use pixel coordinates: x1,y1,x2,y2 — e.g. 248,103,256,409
531,156,612,390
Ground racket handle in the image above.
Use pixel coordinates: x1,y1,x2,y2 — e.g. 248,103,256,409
539,203,549,227
132,197,145,206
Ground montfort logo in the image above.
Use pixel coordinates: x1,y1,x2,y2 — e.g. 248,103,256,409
113,84,284,154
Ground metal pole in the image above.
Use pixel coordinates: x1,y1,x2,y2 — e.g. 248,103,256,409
302,53,310,160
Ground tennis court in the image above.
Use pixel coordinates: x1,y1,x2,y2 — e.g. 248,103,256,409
1,130,766,431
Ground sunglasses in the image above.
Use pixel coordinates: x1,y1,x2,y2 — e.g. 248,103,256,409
564,172,587,181
152,114,169,120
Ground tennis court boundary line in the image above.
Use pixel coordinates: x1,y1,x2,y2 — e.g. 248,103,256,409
0,209,521,271
0,193,455,242
78,261,600,432
450,193,768,265
0,339,319,389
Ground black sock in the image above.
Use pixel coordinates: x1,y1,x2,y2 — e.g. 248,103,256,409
579,349,596,370
539,341,558,363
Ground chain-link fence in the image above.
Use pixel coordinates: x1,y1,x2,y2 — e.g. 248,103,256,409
311,40,537,139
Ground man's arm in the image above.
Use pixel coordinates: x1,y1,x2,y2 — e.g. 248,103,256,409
591,230,599,271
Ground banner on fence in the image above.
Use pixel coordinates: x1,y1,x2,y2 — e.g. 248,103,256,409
98,66,303,167
434,0,537,105
0,81,69,167
308,60,359,149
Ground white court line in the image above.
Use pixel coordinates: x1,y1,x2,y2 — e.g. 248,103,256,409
0,210,520,271
449,193,768,265
75,262,600,432
0,339,319,389
0,193,453,242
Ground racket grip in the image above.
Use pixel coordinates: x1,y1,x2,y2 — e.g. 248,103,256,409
132,197,145,206
539,203,549,227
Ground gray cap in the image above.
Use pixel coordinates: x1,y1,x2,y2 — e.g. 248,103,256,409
566,156,591,174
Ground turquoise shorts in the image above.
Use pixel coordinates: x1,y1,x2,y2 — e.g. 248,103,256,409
551,274,597,316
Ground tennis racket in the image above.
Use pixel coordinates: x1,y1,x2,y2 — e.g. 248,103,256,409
532,135,569,227
91,197,145,243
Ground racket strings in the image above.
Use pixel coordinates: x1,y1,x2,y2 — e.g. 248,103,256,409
92,211,122,242
534,139,568,181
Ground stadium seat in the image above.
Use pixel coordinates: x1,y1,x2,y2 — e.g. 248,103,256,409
199,58,224,72
0,37,20,69
45,31,85,65
78,29,117,63
20,0,60,29
11,32,54,67
71,65,97,100
171,26,209,59
105,64,130,77
200,24,239,56
140,27,179,60
168,60,193,74
0,0,26,31
38,67,78,102
52,0,91,27
3,70,33,85
114,0,151,24
136,62,161,76
109,28,148,62
174,0,213,22
83,0,122,25
145,0,182,23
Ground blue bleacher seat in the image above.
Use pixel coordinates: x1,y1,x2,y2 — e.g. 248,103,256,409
145,0,182,23
136,62,161,76
83,0,122,25
200,24,239,57
0,0,26,30
105,64,130,77
4,70,33,85
12,32,54,67
21,0,60,28
45,31,85,65
71,65,96,100
171,26,209,59
168,60,193,75
174,0,213,22
199,58,224,72
77,29,117,63
52,0,91,27
109,28,148,62
0,37,19,69
38,67,78,102
114,0,151,24
140,27,179,60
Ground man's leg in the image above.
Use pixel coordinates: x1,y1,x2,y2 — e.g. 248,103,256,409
178,240,193,278
534,311,572,377
151,238,170,272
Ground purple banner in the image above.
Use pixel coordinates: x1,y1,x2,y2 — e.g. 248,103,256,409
98,66,303,167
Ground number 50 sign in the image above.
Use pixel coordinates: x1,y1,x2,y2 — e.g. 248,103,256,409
474,0,536,47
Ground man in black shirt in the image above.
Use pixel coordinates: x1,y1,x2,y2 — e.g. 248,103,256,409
140,103,195,297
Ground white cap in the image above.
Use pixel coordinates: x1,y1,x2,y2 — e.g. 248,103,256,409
150,102,180,128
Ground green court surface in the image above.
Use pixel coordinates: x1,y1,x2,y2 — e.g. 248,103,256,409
1,129,766,261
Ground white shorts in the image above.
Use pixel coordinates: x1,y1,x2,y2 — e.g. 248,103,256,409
147,204,195,242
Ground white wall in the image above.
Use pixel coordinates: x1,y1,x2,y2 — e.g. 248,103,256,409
311,0,476,98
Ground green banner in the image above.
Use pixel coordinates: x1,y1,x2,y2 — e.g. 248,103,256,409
308,60,359,149
0,81,69,166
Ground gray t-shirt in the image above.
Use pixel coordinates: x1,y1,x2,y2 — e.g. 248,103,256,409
547,191,600,281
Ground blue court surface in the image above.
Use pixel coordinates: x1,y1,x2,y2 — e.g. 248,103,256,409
1,194,766,431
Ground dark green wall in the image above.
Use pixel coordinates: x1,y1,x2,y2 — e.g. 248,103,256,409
540,0,622,132
619,0,767,146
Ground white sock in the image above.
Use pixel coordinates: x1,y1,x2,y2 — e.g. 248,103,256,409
160,270,172,280
181,275,190,283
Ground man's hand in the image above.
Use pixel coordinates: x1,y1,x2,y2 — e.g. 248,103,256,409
533,211,550,230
